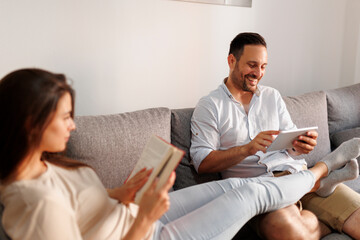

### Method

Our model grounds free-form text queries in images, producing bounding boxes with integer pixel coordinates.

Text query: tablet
[266,126,318,152]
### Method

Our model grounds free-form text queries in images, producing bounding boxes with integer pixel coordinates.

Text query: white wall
[254,0,348,96]
[0,0,359,116]
[341,0,360,86]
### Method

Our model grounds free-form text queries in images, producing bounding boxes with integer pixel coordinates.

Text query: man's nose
[252,67,261,78]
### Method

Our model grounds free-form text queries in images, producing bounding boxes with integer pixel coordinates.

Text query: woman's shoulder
[1,162,95,206]
[1,175,65,209]
[47,161,103,187]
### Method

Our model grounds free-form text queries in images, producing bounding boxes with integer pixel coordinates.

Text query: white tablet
[266,126,318,152]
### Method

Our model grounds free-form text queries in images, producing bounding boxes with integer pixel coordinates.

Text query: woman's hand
[122,172,176,240]
[107,168,152,205]
[137,171,176,223]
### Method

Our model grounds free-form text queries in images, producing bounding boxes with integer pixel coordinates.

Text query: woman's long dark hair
[0,68,87,181]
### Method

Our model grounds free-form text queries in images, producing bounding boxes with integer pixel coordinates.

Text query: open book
[127,135,185,204]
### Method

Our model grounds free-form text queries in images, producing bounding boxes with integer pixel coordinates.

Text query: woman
[0,68,358,240]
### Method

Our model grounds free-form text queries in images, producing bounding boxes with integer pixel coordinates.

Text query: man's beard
[241,75,253,92]
[231,70,257,93]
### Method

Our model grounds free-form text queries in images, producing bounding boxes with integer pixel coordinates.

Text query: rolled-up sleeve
[190,98,220,172]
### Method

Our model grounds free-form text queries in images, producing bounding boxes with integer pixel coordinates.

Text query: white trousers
[153,170,315,240]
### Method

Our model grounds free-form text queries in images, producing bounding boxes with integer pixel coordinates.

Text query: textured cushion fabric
[321,233,353,240]
[330,127,360,149]
[330,127,360,166]
[326,83,360,135]
[66,108,171,188]
[343,177,360,193]
[283,91,331,167]
[170,108,221,190]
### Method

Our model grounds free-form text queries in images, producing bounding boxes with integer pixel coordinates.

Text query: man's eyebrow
[247,61,267,65]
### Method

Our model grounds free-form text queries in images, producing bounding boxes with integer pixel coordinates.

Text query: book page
[129,135,185,204]
[155,149,184,190]
[128,136,173,180]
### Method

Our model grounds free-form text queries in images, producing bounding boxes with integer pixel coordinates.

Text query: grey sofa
[0,84,359,240]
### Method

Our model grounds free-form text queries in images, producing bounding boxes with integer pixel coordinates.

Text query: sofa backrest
[325,83,360,169]
[66,107,171,188]
[283,91,331,167]
[326,83,360,135]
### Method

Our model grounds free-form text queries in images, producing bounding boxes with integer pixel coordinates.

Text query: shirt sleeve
[190,98,220,172]
[3,195,82,240]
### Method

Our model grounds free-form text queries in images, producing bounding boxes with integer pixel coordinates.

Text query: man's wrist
[239,144,251,158]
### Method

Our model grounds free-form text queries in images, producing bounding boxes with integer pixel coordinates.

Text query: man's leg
[155,171,317,240]
[256,204,329,240]
[302,184,360,239]
[343,208,360,239]
[253,162,332,240]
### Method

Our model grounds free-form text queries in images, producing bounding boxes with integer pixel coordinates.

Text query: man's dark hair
[229,32,267,60]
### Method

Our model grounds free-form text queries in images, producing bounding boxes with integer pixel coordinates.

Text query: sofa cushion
[283,91,331,167]
[171,108,221,190]
[66,108,171,188]
[321,233,353,240]
[326,83,360,135]
[330,127,360,164]
[343,176,360,193]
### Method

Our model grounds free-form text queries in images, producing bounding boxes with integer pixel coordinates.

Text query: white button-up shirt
[190,81,307,178]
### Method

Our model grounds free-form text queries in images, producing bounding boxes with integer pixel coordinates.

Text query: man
[190,32,360,239]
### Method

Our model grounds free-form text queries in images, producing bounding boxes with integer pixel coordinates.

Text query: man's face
[229,45,268,93]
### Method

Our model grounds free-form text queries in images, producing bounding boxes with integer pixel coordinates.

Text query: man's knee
[258,205,320,240]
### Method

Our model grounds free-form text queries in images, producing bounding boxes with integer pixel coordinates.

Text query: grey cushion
[343,176,360,193]
[326,83,360,135]
[330,127,360,168]
[321,233,353,240]
[283,91,331,167]
[66,108,171,188]
[171,108,221,190]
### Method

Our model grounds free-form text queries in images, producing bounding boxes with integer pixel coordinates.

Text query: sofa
[0,83,359,240]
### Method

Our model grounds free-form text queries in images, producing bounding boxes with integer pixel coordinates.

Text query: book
[126,135,185,204]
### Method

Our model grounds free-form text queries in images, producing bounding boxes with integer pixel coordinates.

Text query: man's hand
[107,168,152,205]
[290,130,318,155]
[246,130,280,155]
[198,130,279,173]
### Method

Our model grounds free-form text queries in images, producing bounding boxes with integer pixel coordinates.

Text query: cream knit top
[0,161,154,240]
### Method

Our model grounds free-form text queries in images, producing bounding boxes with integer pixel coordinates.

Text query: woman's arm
[122,172,176,240]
